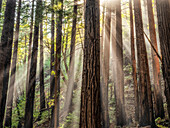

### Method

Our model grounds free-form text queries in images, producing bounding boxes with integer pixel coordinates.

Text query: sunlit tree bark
[79,0,101,127]
[115,0,126,126]
[134,0,155,126]
[0,0,16,127]
[54,0,63,126]
[102,3,111,128]
[64,0,77,124]
[24,0,42,127]
[146,0,165,119]
[129,0,139,122]
[156,0,170,120]
[4,0,21,127]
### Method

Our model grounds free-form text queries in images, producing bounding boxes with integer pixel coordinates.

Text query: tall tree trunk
[115,0,126,126]
[129,0,139,122]
[134,0,155,126]
[64,0,77,120]
[54,0,63,127]
[146,0,165,119]
[0,0,16,127]
[156,0,170,120]
[26,0,35,96]
[24,0,42,127]
[79,0,101,127]
[40,22,46,113]
[102,3,111,128]
[50,0,55,127]
[4,0,21,127]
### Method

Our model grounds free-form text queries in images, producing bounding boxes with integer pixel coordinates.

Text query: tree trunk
[50,0,55,127]
[156,0,170,120]
[102,3,111,128]
[54,0,63,127]
[0,0,16,127]
[129,0,139,122]
[24,0,42,127]
[4,0,21,127]
[40,22,46,113]
[134,0,155,126]
[26,0,35,96]
[79,0,101,127]
[146,0,165,119]
[64,0,77,120]
[115,0,126,126]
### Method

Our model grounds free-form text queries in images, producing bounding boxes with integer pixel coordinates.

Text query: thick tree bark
[54,0,63,127]
[40,22,46,112]
[0,0,16,127]
[24,0,42,127]
[26,0,35,96]
[50,0,55,127]
[134,0,155,126]
[115,0,126,126]
[102,3,111,128]
[146,0,164,119]
[4,0,21,127]
[129,0,139,122]
[64,0,77,120]
[79,0,101,127]
[156,0,170,120]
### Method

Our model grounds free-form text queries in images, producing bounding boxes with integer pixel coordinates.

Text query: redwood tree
[54,0,63,126]
[4,0,21,127]
[79,0,101,127]
[39,22,46,113]
[129,0,139,122]
[50,0,55,127]
[0,0,16,127]
[24,0,42,127]
[102,2,111,128]
[134,0,155,126]
[26,0,35,95]
[156,0,170,119]
[115,0,126,126]
[146,0,164,119]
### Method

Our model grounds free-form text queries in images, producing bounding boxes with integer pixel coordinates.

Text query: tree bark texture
[79,0,101,127]
[129,0,139,122]
[156,0,170,120]
[146,0,164,119]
